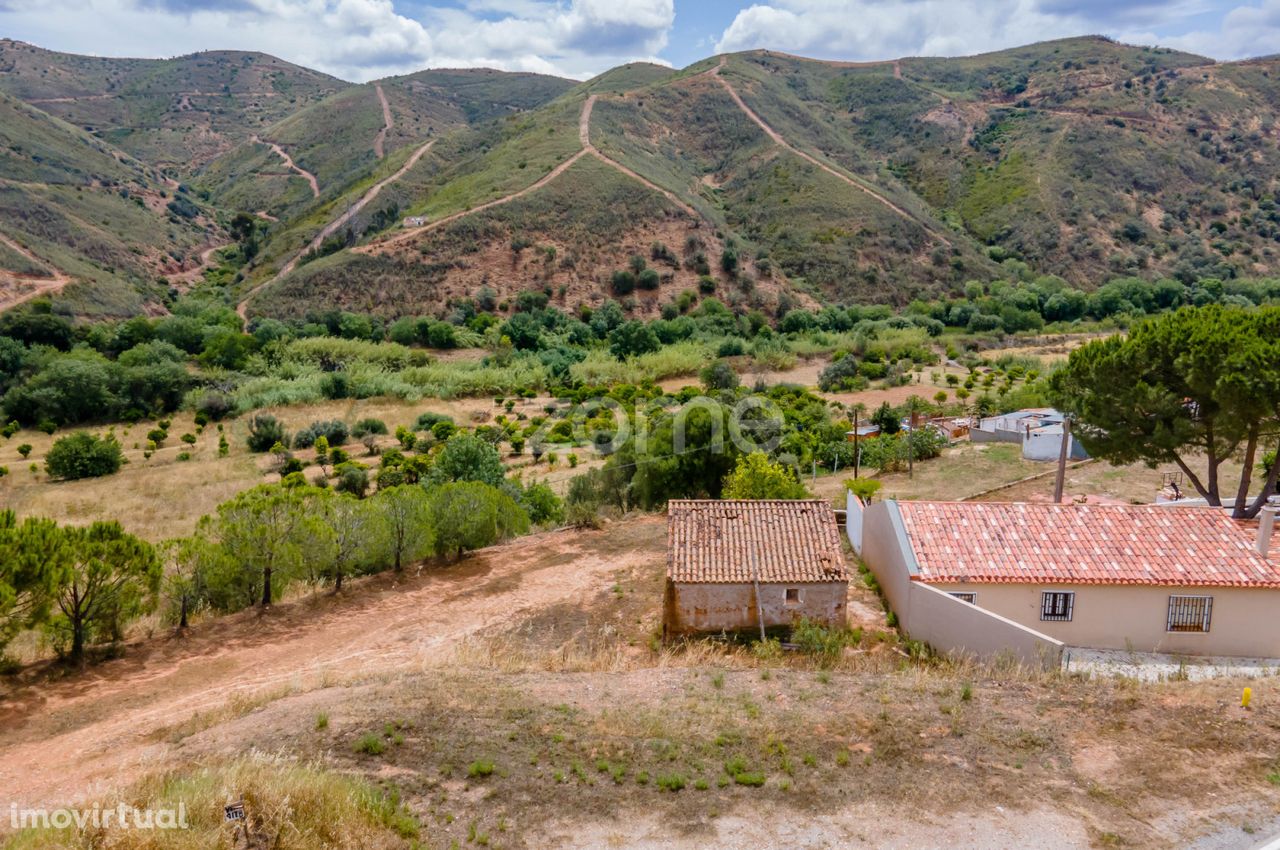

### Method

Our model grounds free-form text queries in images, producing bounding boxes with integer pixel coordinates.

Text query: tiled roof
[667,500,848,584]
[896,501,1280,587]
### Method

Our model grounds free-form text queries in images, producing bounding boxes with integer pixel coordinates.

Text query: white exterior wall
[847,494,1064,669]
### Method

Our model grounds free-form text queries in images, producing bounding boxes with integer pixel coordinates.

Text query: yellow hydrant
[1243,687,1253,709]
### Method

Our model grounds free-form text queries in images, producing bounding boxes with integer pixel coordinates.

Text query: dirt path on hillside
[580,95,706,220]
[237,137,438,318]
[251,134,319,198]
[166,241,230,287]
[367,148,588,252]
[710,59,949,246]
[0,517,666,807]
[373,84,392,159]
[0,231,71,312]
[370,93,709,258]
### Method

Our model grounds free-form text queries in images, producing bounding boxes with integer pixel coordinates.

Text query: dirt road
[251,134,319,198]
[0,518,665,808]
[237,137,437,317]
[0,232,71,312]
[369,148,588,252]
[710,59,949,246]
[373,84,392,159]
[165,241,230,287]
[581,95,704,219]
[372,93,702,254]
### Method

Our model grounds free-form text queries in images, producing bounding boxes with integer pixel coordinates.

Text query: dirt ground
[0,518,667,807]
[3,512,1280,849]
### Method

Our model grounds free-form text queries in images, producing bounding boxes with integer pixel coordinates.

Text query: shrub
[354,733,386,755]
[845,478,882,502]
[44,432,124,480]
[414,411,453,432]
[716,337,746,358]
[467,760,496,778]
[194,391,233,422]
[335,464,370,498]
[352,418,388,437]
[611,269,637,295]
[16,444,32,459]
[246,413,287,452]
[293,419,349,448]
[656,773,686,792]
[791,617,857,665]
[700,360,740,391]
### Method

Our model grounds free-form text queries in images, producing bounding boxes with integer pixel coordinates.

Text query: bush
[716,337,746,358]
[414,411,453,432]
[818,356,862,392]
[335,464,370,498]
[845,478,882,502]
[610,269,636,295]
[293,419,349,448]
[352,418,388,437]
[246,413,287,452]
[700,360,740,391]
[791,617,857,666]
[354,733,386,755]
[195,391,233,421]
[44,432,123,480]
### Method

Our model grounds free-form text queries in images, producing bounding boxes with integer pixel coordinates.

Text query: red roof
[896,501,1280,587]
[667,500,847,584]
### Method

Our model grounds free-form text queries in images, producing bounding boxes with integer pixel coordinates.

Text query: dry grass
[4,752,419,849]
[0,392,569,540]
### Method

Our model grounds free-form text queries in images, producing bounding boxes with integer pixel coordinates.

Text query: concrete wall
[1022,428,1088,462]
[848,493,1065,669]
[908,582,1064,668]
[664,581,848,636]
[969,426,1022,445]
[931,582,1280,658]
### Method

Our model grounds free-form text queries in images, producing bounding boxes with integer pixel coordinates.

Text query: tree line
[0,432,554,666]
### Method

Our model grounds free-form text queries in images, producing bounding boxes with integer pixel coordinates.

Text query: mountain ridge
[0,36,1276,319]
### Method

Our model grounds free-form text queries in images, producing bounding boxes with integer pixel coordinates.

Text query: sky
[0,0,1277,82]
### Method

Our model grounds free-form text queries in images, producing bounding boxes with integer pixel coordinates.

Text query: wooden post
[1053,418,1071,503]
[751,552,766,643]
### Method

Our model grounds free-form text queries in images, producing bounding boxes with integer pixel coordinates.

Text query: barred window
[1040,591,1075,622]
[1167,595,1213,633]
[949,592,977,605]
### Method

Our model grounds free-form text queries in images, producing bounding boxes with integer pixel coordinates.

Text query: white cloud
[713,0,1274,62]
[0,0,675,80]
[1138,0,1280,59]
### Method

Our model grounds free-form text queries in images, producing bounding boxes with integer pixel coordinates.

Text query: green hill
[2,36,1279,320]
[0,92,217,315]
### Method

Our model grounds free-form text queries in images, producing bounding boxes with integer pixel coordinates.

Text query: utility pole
[1053,417,1072,503]
[907,400,918,480]
[852,405,862,479]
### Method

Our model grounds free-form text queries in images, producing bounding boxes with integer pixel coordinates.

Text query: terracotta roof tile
[896,501,1280,587]
[667,500,847,584]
